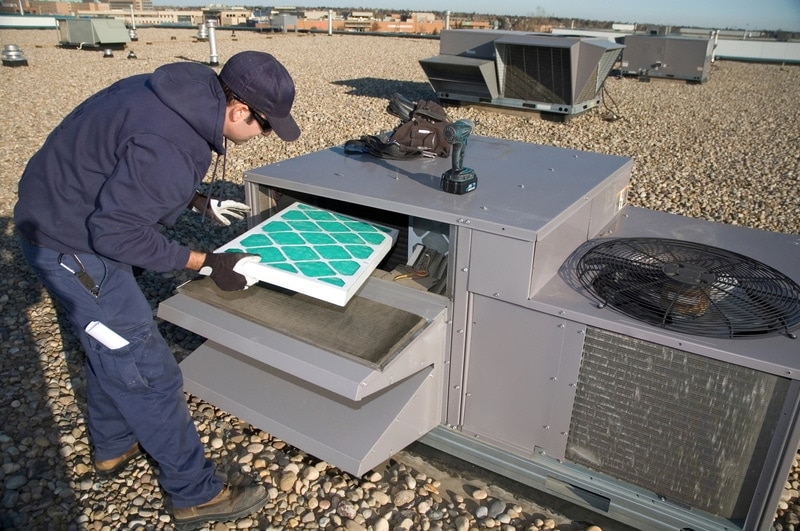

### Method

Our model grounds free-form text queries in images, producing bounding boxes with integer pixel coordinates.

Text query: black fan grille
[576,238,800,338]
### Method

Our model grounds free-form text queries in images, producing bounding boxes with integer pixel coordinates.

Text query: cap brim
[268,113,301,142]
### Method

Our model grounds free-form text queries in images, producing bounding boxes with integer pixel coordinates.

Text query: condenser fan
[576,238,800,338]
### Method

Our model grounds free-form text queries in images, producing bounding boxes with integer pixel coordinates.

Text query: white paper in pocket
[85,321,130,349]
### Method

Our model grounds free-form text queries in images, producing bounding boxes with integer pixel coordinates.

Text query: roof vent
[196,23,209,41]
[2,44,28,67]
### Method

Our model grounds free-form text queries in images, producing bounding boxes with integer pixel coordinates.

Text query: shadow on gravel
[174,55,213,65]
[1,210,221,527]
[0,217,82,528]
[331,77,435,101]
[405,441,641,531]
[0,180,248,528]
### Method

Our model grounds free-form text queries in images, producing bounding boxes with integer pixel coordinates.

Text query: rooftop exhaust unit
[128,6,138,41]
[271,14,298,32]
[2,44,28,66]
[620,34,714,83]
[420,30,623,120]
[205,20,219,66]
[58,18,130,50]
[196,23,209,41]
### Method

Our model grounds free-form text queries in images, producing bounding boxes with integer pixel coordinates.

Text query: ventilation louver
[576,238,800,338]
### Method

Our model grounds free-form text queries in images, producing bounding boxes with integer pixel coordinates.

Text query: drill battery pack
[441,169,478,194]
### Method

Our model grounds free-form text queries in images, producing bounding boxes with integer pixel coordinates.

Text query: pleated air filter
[216,202,398,306]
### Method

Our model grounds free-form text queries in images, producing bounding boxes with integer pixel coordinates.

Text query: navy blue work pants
[19,236,222,508]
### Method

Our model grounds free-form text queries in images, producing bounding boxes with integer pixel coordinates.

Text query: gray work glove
[199,252,260,291]
[191,192,250,226]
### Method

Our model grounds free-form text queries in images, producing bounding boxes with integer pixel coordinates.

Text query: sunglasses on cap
[248,107,272,134]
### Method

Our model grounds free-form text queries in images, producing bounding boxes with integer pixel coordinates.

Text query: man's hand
[199,252,260,291]
[190,192,251,226]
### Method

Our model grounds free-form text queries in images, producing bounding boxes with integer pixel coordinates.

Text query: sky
[155,0,800,32]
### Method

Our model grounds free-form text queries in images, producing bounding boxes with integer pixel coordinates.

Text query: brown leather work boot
[95,443,142,478]
[173,483,268,529]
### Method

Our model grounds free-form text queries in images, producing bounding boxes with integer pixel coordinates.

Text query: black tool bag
[345,94,451,160]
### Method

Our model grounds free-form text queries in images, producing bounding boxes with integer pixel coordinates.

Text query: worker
[13,50,300,528]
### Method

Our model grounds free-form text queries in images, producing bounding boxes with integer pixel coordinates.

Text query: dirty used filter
[566,327,789,523]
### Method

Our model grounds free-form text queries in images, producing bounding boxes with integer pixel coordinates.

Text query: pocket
[406,127,437,152]
[87,321,162,394]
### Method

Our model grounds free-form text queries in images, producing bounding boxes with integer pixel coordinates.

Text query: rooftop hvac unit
[621,34,714,83]
[420,30,624,119]
[270,14,298,31]
[58,18,130,50]
[158,136,800,530]
[433,202,800,531]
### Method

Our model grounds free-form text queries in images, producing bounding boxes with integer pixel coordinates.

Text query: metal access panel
[58,18,130,48]
[159,278,449,476]
[621,34,714,82]
[460,295,585,457]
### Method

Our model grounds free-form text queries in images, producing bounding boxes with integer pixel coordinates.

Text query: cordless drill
[441,119,477,194]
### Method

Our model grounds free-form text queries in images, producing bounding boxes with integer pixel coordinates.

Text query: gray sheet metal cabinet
[621,34,714,82]
[159,130,800,531]
[419,30,624,117]
[235,135,631,434]
[158,135,631,473]
[158,135,800,529]
[158,137,640,514]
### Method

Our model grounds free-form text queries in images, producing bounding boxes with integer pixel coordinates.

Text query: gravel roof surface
[1,27,799,531]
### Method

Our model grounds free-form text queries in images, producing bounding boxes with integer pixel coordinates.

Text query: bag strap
[344,135,422,160]
[386,93,416,122]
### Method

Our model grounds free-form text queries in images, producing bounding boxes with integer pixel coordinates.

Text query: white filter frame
[216,202,398,306]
